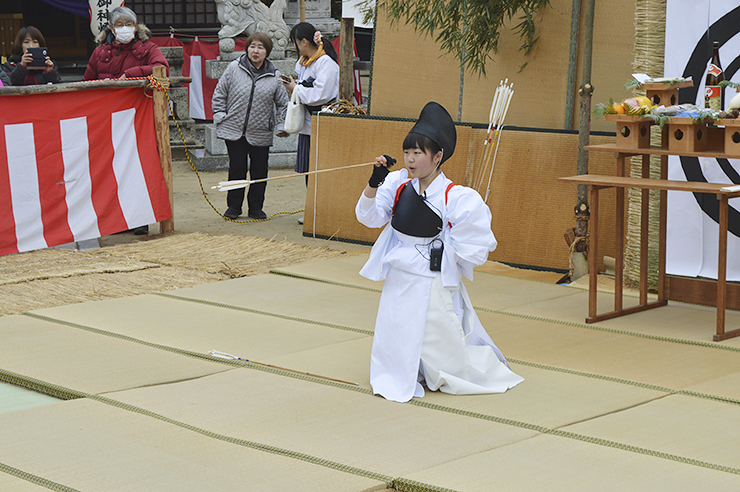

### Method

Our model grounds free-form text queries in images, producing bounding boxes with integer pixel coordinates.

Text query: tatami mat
[0,399,386,492]
[562,394,740,471]
[166,274,381,332]
[475,310,740,391]
[4,255,740,490]
[402,434,740,491]
[33,292,371,360]
[263,338,667,429]
[0,314,228,395]
[0,473,51,492]
[104,370,538,477]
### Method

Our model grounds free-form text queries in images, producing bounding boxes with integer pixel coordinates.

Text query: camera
[26,47,48,69]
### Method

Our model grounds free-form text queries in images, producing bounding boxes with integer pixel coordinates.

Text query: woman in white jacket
[282,22,339,194]
[356,102,524,403]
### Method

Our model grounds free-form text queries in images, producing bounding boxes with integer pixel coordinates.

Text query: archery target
[665,0,740,280]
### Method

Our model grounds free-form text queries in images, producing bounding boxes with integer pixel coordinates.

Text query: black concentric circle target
[677,6,740,236]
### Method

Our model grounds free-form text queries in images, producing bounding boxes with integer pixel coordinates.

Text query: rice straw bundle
[624,0,666,291]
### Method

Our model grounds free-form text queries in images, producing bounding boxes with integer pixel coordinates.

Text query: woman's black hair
[12,26,45,56]
[403,132,442,158]
[289,22,338,63]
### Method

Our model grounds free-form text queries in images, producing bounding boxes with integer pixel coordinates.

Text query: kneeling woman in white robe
[356,102,523,403]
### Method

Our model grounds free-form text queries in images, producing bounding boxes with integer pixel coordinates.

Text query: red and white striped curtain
[0,87,172,256]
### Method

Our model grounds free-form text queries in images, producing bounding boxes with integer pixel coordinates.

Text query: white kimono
[293,54,339,136]
[356,169,524,403]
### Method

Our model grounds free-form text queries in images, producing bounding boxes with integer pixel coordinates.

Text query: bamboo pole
[300,0,305,22]
[152,66,174,233]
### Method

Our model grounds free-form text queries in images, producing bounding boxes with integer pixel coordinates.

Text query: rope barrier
[109,72,304,224]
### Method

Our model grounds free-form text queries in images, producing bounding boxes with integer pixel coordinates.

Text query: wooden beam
[152,65,174,233]
[339,18,354,102]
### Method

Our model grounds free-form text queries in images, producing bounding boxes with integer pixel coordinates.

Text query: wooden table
[560,146,740,341]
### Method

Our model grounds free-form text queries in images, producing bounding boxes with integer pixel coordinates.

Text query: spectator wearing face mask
[83,5,169,235]
[83,6,169,82]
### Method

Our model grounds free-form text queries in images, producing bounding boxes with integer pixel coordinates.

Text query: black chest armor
[391,182,443,238]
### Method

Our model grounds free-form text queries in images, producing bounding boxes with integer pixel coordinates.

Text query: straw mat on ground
[0,247,158,286]
[0,232,346,317]
[100,232,346,275]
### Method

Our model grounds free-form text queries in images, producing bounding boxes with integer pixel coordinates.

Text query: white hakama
[356,169,524,403]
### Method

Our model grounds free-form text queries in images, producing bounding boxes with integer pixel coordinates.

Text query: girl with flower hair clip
[282,22,339,205]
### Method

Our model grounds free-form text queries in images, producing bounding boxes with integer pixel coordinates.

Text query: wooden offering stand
[560,80,740,341]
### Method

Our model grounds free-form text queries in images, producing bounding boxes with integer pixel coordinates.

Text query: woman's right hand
[20,51,33,68]
[282,75,296,93]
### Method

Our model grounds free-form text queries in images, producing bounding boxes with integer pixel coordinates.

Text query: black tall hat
[409,102,456,164]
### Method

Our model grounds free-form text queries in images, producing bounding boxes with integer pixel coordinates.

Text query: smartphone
[27,47,48,69]
[279,74,291,83]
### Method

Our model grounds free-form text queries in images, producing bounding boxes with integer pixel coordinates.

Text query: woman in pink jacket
[83,6,169,82]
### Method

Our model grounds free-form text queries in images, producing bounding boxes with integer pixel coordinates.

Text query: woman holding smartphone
[1,26,61,86]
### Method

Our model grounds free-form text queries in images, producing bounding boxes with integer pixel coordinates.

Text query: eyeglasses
[113,21,135,28]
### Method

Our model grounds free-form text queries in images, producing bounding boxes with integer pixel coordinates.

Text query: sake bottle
[705,41,724,110]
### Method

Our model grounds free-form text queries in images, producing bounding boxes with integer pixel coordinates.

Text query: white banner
[665,0,740,280]
[89,0,125,38]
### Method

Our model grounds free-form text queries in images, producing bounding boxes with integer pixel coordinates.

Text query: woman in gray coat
[212,32,289,220]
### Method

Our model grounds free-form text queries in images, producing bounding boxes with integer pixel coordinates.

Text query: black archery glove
[368,155,396,188]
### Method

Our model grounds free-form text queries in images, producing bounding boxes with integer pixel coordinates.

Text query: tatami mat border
[0,461,81,492]
[5,312,740,479]
[20,307,740,410]
[0,368,400,492]
[20,311,369,394]
[3,361,740,482]
[153,293,376,336]
[18,298,740,410]
[269,270,740,354]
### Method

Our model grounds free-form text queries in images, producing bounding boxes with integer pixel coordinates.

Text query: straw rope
[624,0,667,291]
[166,90,305,223]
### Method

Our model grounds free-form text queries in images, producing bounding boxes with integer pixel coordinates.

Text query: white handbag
[284,89,305,134]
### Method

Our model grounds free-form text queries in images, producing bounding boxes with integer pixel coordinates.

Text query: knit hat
[409,102,456,164]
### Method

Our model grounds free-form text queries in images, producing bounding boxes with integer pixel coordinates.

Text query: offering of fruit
[622,97,653,115]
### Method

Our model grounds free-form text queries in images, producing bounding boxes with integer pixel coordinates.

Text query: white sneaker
[297,216,304,224]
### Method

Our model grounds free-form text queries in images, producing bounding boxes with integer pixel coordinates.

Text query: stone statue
[253,0,290,56]
[214,0,289,57]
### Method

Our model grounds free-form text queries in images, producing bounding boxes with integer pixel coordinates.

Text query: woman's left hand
[43,57,54,73]
[276,131,289,137]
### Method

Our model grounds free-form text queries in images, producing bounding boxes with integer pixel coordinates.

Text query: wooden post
[299,0,305,22]
[339,17,354,102]
[152,65,174,233]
